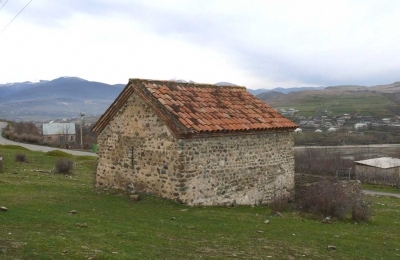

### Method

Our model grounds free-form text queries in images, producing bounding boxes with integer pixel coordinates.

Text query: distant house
[354,123,368,130]
[355,157,400,186]
[294,128,302,133]
[42,123,76,144]
[343,113,351,120]
[327,127,337,132]
[92,78,298,206]
[287,108,298,115]
[336,118,345,125]
[382,118,391,124]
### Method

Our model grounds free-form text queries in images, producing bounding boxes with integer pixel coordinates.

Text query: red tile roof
[92,79,297,138]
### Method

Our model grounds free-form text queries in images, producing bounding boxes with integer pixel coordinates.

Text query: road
[0,122,97,157]
[363,190,400,198]
[295,144,400,150]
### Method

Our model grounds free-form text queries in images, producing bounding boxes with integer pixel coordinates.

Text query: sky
[1,0,400,89]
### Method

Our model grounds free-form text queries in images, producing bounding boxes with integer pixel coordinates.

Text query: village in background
[1,116,98,151]
[2,108,399,152]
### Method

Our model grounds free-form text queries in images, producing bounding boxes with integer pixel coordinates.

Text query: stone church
[92,78,297,205]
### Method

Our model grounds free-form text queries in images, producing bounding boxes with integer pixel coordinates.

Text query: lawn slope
[1,145,400,259]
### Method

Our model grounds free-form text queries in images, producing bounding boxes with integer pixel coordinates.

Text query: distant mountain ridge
[0,77,125,103]
[3,77,400,121]
[247,86,326,95]
[0,77,125,121]
[256,81,400,118]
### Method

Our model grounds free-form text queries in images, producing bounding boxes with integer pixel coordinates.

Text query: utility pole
[79,112,85,149]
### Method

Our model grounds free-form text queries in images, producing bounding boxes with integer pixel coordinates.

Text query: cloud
[2,0,400,88]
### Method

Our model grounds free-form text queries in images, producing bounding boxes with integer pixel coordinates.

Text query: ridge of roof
[129,78,247,90]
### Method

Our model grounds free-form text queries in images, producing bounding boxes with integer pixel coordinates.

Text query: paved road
[0,122,97,157]
[295,144,400,149]
[363,190,400,198]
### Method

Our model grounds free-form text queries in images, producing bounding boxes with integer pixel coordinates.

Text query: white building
[355,157,400,186]
[327,127,337,132]
[42,123,76,143]
[294,128,302,133]
[354,123,368,130]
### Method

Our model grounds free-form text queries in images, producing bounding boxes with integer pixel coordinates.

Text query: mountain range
[2,77,400,121]
[0,77,321,121]
[256,82,400,118]
[0,77,125,121]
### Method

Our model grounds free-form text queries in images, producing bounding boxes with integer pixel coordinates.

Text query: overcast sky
[1,0,400,89]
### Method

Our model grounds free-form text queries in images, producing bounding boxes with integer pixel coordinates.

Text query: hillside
[0,77,124,121]
[3,77,400,120]
[0,77,326,121]
[258,83,400,117]
[255,91,285,101]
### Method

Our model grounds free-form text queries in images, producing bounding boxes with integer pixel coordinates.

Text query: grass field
[269,93,394,117]
[362,183,400,194]
[1,145,400,259]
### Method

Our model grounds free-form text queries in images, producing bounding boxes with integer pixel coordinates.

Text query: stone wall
[96,93,181,199]
[178,133,294,205]
[96,92,295,205]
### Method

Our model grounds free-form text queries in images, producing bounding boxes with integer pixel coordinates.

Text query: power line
[0,0,9,11]
[0,0,33,33]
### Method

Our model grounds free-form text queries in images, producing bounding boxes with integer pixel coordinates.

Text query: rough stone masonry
[95,90,295,206]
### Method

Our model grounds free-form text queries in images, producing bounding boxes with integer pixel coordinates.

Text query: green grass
[362,183,400,194]
[272,94,394,117]
[1,145,29,150]
[1,145,400,259]
[44,150,73,158]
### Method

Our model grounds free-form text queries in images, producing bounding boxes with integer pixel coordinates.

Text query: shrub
[19,133,28,142]
[3,130,13,139]
[294,148,355,176]
[28,134,42,144]
[54,158,74,174]
[11,133,19,141]
[15,153,27,163]
[351,195,371,221]
[296,180,370,220]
